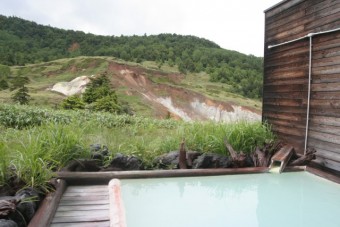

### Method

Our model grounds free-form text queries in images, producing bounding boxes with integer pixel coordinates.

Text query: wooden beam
[57,168,269,185]
[265,0,305,18]
[108,179,126,227]
[28,180,67,227]
[50,222,110,227]
[306,166,340,184]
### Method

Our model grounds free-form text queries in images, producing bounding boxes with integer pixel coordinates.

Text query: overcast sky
[1,0,282,57]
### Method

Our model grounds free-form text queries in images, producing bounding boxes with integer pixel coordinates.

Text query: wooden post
[179,139,187,169]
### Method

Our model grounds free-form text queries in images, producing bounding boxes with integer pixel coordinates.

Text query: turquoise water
[121,172,340,227]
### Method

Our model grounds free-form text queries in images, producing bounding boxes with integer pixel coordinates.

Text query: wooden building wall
[263,0,340,171]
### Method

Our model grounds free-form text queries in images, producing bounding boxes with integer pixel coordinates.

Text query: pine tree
[0,79,9,90]
[12,86,30,105]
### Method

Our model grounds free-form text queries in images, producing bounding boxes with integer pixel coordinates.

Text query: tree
[0,79,9,90]
[0,64,10,78]
[59,72,132,114]
[12,86,30,105]
[82,73,113,104]
[61,95,85,110]
[9,76,29,91]
[90,94,121,113]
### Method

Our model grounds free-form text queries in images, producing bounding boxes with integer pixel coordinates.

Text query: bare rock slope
[51,61,261,122]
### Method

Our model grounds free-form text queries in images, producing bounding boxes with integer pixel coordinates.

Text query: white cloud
[1,0,281,56]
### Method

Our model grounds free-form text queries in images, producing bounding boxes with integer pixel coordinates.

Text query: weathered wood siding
[263,0,340,171]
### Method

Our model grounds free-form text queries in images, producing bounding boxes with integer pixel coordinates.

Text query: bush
[90,94,121,113]
[61,95,85,110]
[70,73,132,114]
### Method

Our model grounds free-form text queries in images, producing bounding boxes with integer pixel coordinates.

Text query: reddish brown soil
[106,62,260,121]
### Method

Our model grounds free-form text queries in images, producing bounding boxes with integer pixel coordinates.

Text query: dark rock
[193,154,213,168]
[62,159,101,172]
[0,219,18,227]
[125,156,143,170]
[15,188,40,211]
[186,151,202,168]
[244,154,254,167]
[106,153,143,171]
[109,153,126,170]
[0,177,25,197]
[0,187,12,197]
[8,210,25,227]
[153,151,202,169]
[91,153,104,162]
[15,203,34,224]
[14,188,40,223]
[90,144,102,152]
[90,144,109,164]
[1,188,43,227]
[193,153,232,169]
[153,151,179,169]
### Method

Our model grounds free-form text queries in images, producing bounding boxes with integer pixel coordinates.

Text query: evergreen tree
[61,95,85,110]
[0,79,9,90]
[12,86,30,105]
[82,73,113,104]
[9,76,29,91]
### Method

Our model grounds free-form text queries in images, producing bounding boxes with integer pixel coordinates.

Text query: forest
[0,15,263,98]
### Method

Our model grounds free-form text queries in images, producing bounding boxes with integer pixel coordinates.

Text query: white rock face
[51,76,91,96]
[156,97,192,121]
[190,99,261,122]
[154,96,261,122]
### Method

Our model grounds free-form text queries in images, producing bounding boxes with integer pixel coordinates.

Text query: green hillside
[0,15,263,99]
[0,57,261,119]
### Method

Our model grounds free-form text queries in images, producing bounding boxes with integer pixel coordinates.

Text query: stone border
[28,179,67,227]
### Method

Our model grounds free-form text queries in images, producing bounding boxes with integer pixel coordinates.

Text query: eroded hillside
[1,57,261,122]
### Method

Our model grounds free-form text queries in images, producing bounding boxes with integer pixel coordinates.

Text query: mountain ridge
[0,15,263,99]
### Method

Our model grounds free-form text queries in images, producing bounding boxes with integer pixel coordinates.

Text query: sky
[1,0,282,57]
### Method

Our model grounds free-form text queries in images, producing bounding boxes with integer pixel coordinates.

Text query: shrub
[61,95,85,110]
[89,94,121,113]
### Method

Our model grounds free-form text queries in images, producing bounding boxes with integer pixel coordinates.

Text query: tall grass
[0,104,275,190]
[0,123,87,192]
[0,104,71,129]
[159,121,274,155]
[0,140,11,187]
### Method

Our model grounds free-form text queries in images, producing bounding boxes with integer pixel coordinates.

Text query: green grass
[141,61,180,73]
[0,57,266,191]
[0,104,275,192]
[1,123,87,192]
[181,73,262,110]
